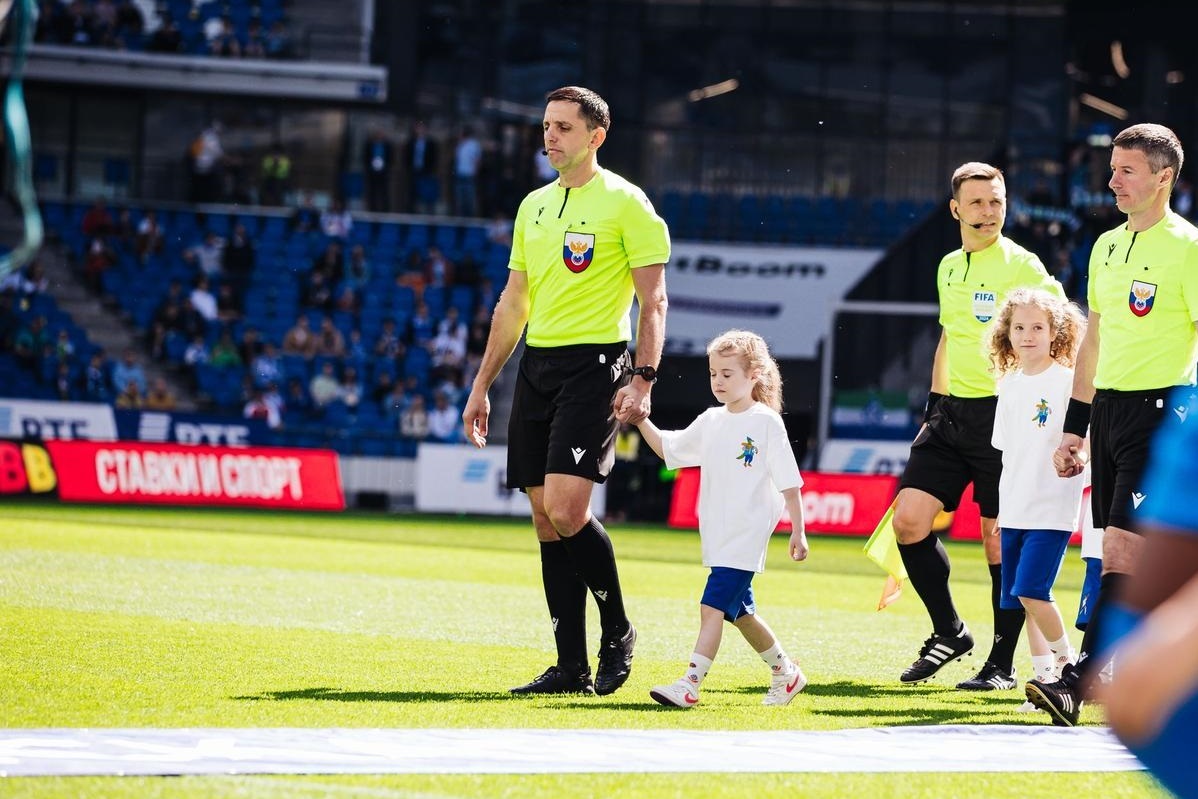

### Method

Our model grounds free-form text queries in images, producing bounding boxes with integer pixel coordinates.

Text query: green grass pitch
[0,501,1169,798]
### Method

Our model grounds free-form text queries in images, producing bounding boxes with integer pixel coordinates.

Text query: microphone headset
[952,210,986,229]
[541,150,548,155]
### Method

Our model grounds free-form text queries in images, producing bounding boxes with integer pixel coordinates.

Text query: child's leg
[733,612,792,669]
[1013,530,1076,680]
[682,604,726,687]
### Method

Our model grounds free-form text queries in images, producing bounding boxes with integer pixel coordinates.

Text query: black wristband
[1063,398,1092,437]
[923,391,946,424]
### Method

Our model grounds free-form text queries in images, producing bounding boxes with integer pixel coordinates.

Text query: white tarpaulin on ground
[662,243,882,359]
[0,726,1141,776]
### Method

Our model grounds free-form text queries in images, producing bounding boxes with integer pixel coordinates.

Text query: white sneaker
[1015,700,1038,713]
[650,678,700,708]
[764,667,807,706]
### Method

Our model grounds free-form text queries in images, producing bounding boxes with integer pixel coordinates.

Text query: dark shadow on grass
[234,687,514,703]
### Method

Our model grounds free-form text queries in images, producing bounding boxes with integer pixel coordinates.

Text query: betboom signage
[667,468,897,536]
[41,440,345,510]
[664,243,881,359]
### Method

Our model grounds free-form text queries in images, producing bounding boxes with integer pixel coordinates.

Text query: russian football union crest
[1128,280,1157,317]
[562,231,595,273]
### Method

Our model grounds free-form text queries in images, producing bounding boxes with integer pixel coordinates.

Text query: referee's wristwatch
[631,365,658,384]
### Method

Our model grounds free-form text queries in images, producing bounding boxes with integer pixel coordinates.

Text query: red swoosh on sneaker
[786,675,800,693]
[684,693,698,704]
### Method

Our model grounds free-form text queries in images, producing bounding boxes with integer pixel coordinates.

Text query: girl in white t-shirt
[987,288,1087,710]
[632,330,809,708]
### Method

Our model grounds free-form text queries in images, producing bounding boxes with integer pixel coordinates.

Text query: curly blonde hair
[988,288,1086,375]
[707,329,783,412]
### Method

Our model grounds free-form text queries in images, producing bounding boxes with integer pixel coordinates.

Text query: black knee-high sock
[558,517,630,638]
[986,563,1024,671]
[540,540,588,671]
[898,533,962,637]
[1075,571,1125,684]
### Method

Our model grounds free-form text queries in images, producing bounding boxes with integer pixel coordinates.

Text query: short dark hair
[546,86,611,132]
[1113,123,1184,189]
[950,162,1004,199]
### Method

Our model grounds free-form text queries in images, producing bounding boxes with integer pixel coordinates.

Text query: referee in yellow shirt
[1028,123,1198,726]
[463,86,670,697]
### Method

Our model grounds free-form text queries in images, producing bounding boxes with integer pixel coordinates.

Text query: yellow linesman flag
[863,499,906,610]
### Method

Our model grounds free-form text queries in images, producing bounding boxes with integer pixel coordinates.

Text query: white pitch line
[0,726,1142,777]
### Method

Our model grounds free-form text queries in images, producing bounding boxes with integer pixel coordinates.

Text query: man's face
[1109,146,1171,217]
[542,100,602,174]
[951,177,1006,244]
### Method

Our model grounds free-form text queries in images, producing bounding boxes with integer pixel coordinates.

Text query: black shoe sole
[1025,682,1077,727]
[898,649,972,685]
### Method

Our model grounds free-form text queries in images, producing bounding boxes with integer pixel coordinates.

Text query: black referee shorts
[506,342,632,490]
[1090,387,1172,532]
[898,395,1002,518]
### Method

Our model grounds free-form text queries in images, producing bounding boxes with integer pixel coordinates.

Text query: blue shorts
[701,566,757,622]
[1075,556,1103,630]
[1000,528,1070,610]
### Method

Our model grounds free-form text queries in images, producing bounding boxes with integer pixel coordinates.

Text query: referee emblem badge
[562,231,595,273]
[1128,280,1157,317]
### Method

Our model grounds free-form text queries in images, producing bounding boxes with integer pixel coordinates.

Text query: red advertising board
[668,468,899,536]
[44,440,345,510]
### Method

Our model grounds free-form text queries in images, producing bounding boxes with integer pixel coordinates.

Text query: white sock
[684,653,713,687]
[757,642,795,674]
[1047,635,1076,675]
[1031,654,1054,682]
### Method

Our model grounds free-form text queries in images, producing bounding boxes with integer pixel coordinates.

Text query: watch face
[635,366,657,381]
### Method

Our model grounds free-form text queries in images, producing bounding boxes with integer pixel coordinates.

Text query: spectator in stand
[135,209,165,263]
[83,350,112,402]
[373,317,405,362]
[35,1,67,44]
[113,0,143,44]
[424,244,455,291]
[190,231,225,279]
[259,143,291,207]
[314,315,346,358]
[371,369,396,406]
[242,18,266,59]
[82,236,117,294]
[283,377,313,421]
[13,315,50,370]
[282,314,317,359]
[453,126,483,217]
[309,360,341,408]
[339,365,364,411]
[319,199,354,241]
[110,348,147,397]
[312,240,345,285]
[222,223,256,297]
[189,275,218,324]
[264,19,293,59]
[237,326,262,364]
[183,334,209,368]
[432,305,467,374]
[427,391,462,443]
[404,300,436,349]
[382,380,409,425]
[363,127,394,213]
[250,341,282,388]
[464,304,491,387]
[334,285,359,316]
[208,16,240,57]
[146,10,183,53]
[404,121,440,214]
[144,377,177,411]
[344,244,371,293]
[52,328,75,365]
[0,258,49,299]
[300,268,334,313]
[81,197,114,239]
[53,362,74,401]
[399,393,430,441]
[62,0,97,46]
[210,328,243,369]
[216,283,243,324]
[395,250,427,299]
[243,387,281,429]
[115,379,143,409]
[345,328,369,363]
